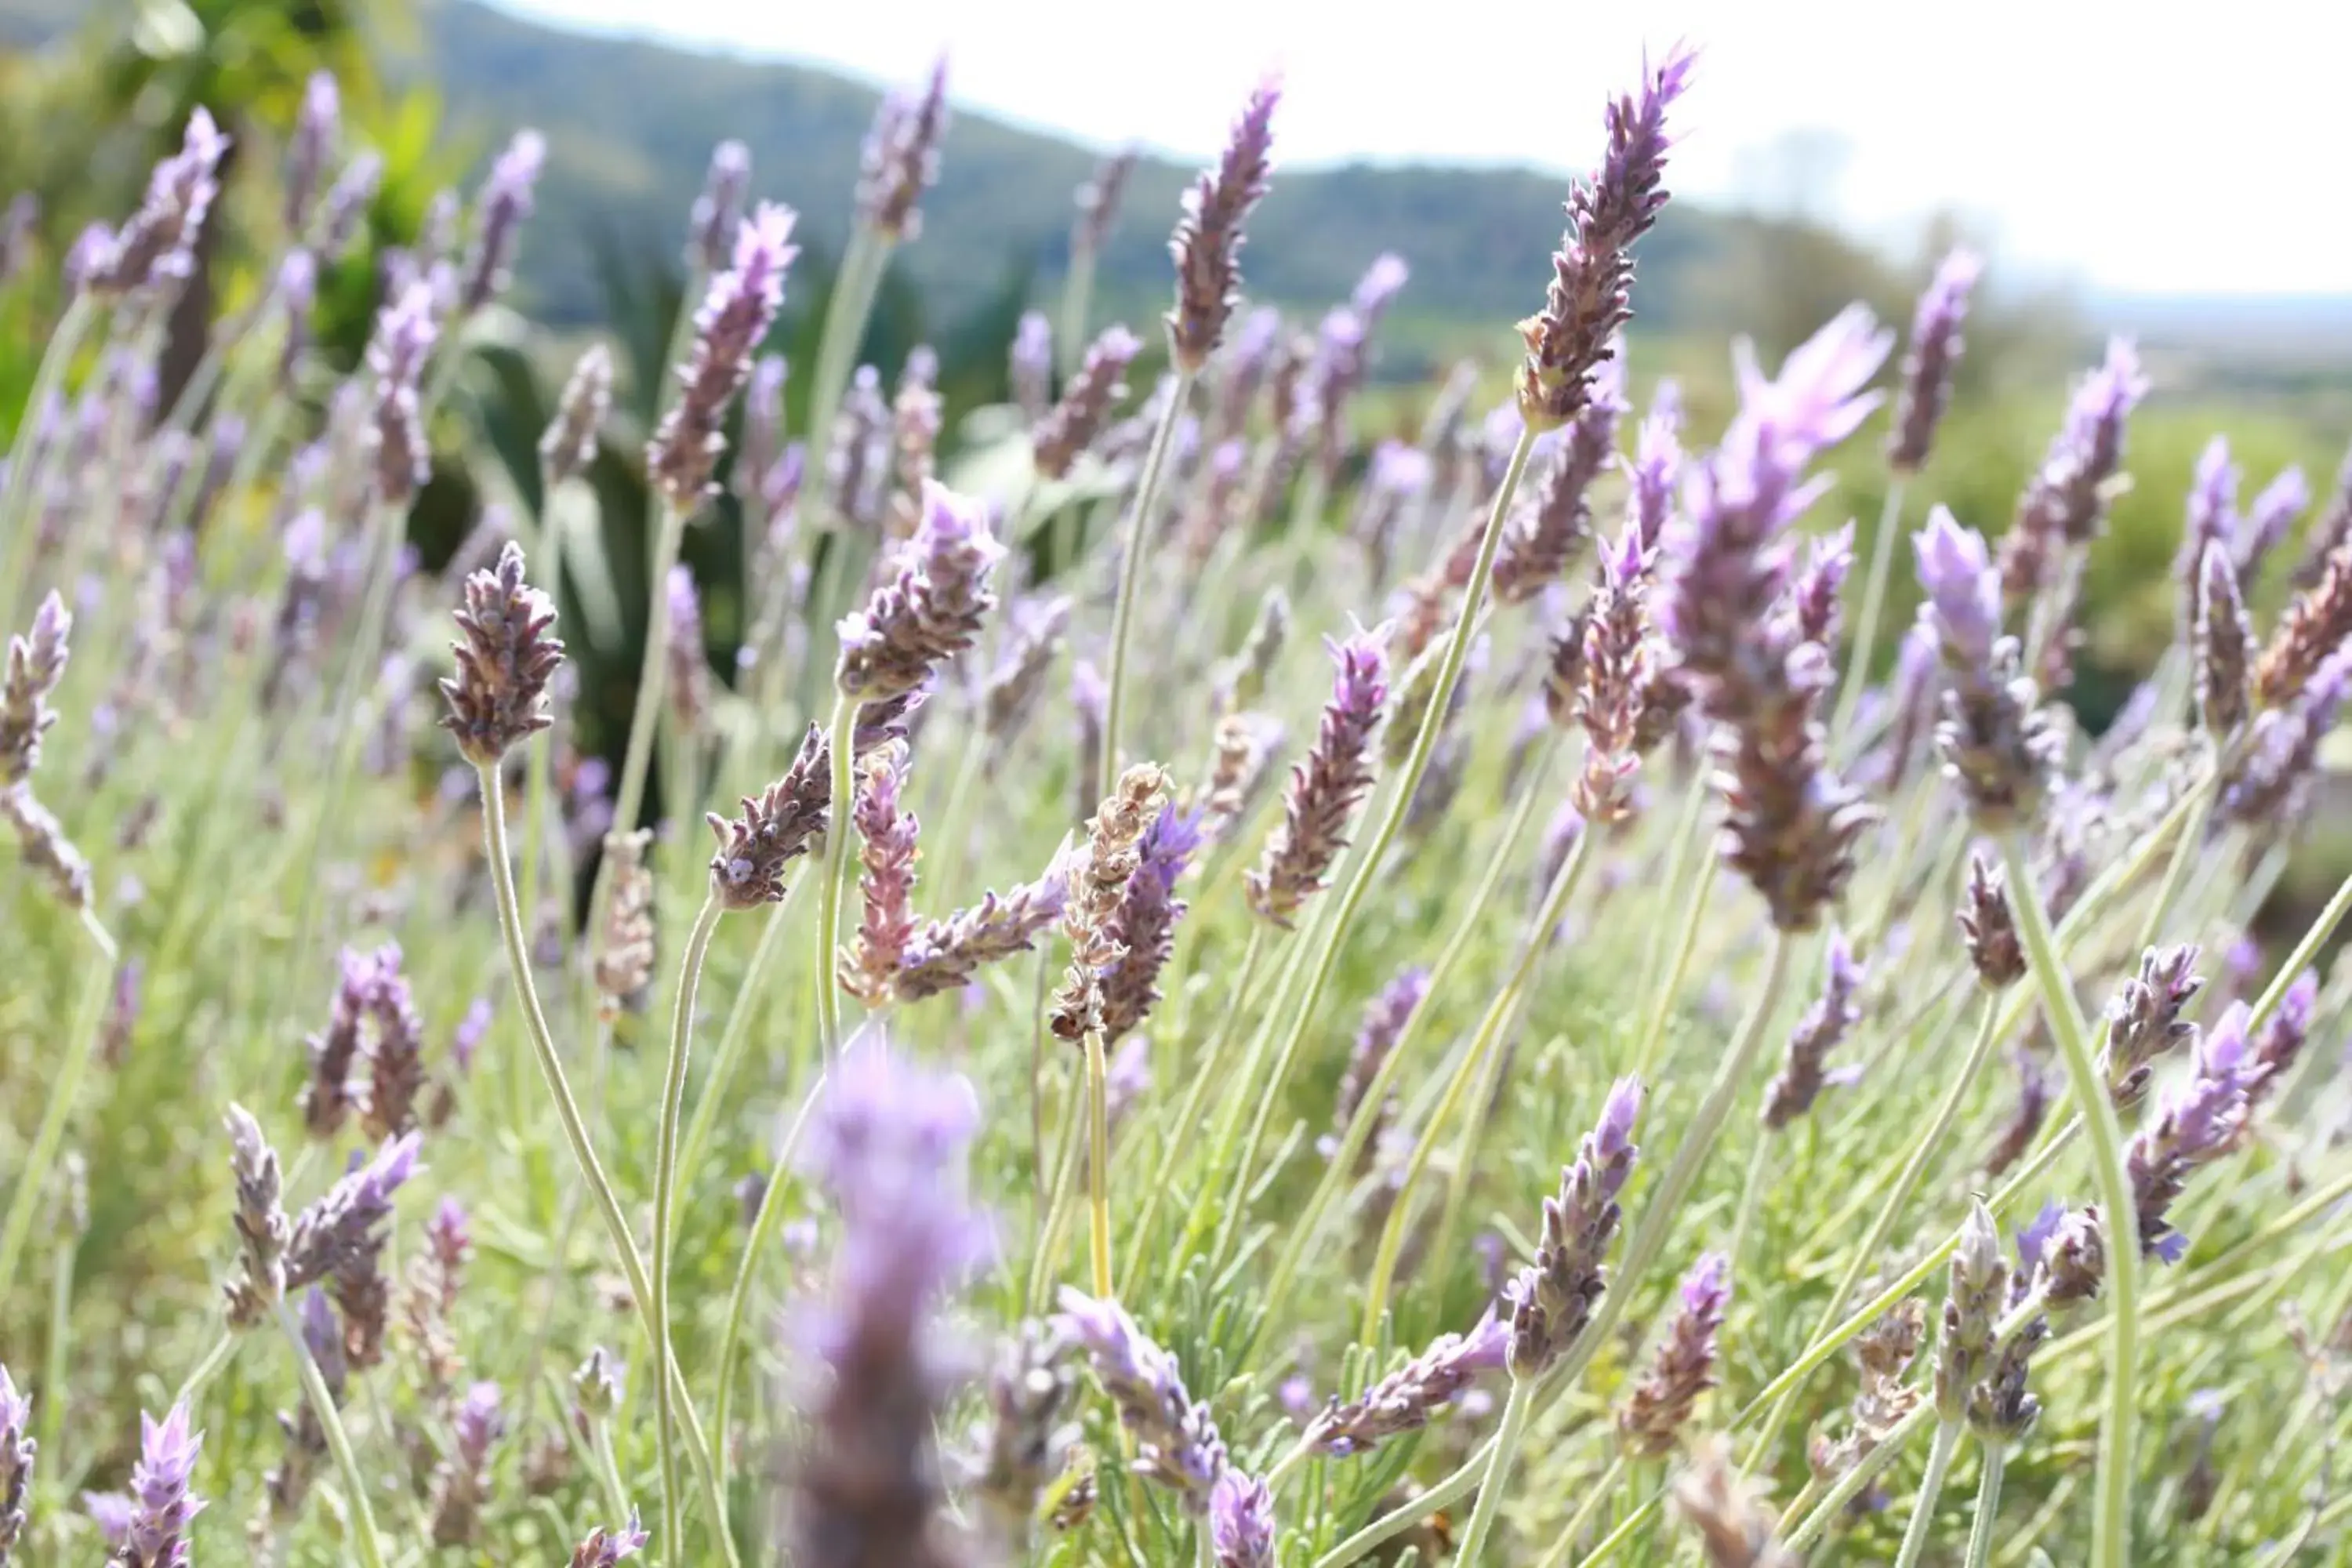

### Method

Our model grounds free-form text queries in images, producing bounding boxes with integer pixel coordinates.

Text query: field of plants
[2,39,2351,1568]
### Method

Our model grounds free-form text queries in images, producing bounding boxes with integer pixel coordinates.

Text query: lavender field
[2,36,2351,1568]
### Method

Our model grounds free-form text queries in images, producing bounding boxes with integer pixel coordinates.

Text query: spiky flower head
[1672,1436,1798,1568]
[836,481,1006,700]
[223,1104,291,1328]
[2248,969,2318,1109]
[1074,147,1138,256]
[2195,541,2254,737]
[2176,435,2241,641]
[1957,854,2026,989]
[893,862,1070,1004]
[2102,944,2204,1109]
[2129,1013,2259,1263]
[1620,1253,1732,1457]
[1935,1200,2009,1421]
[1210,1471,1275,1568]
[2238,465,2310,586]
[1246,632,1388,927]
[839,745,923,1005]
[82,107,230,299]
[857,58,951,241]
[0,1363,32,1563]
[1914,508,2063,828]
[708,724,831,910]
[281,1132,421,1298]
[689,140,752,274]
[649,203,797,510]
[1033,325,1141,480]
[1056,1289,1228,1509]
[1098,803,1203,1040]
[1051,765,1169,1042]
[1324,964,1431,1156]
[541,343,613,487]
[365,281,438,507]
[1508,1076,1642,1377]
[111,1401,204,1568]
[2256,539,2352,712]
[1516,48,1693,430]
[1305,1316,1508,1456]
[569,1513,650,1567]
[459,129,545,315]
[1998,338,2148,604]
[439,541,562,767]
[1494,356,1626,603]
[285,73,340,234]
[1167,76,1280,372]
[1761,929,1864,1129]
[2,591,71,786]
[1887,248,1981,472]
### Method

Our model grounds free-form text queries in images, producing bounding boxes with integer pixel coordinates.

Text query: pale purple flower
[688,140,751,274]
[1507,1076,1642,1377]
[2176,436,2242,639]
[1210,1471,1275,1568]
[1246,632,1388,927]
[1098,804,1203,1040]
[1058,1289,1227,1509]
[82,107,230,299]
[2238,466,2310,586]
[365,281,438,506]
[2,590,71,786]
[111,1401,204,1568]
[1999,338,2149,604]
[1323,965,1431,1157]
[0,1363,31,1563]
[285,73,340,234]
[1033,325,1140,479]
[1788,521,1856,648]
[569,1513,650,1566]
[1887,248,1982,472]
[2196,541,2254,736]
[1914,507,2003,671]
[1626,379,1685,551]
[459,129,544,315]
[1762,928,1865,1128]
[1168,76,1280,372]
[835,480,1006,700]
[1073,146,1138,256]
[439,542,562,766]
[319,151,383,262]
[2249,970,2318,1108]
[1619,1252,1731,1456]
[649,203,797,510]
[1011,310,1053,421]
[2130,1010,2259,1263]
[857,59,950,241]
[1915,509,2063,827]
[1305,1315,1508,1455]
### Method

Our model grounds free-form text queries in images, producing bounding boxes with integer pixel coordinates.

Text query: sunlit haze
[483,0,2347,297]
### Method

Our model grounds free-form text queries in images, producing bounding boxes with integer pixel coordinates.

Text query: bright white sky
[491,0,2349,296]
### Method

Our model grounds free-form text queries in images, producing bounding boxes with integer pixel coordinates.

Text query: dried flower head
[1098,804,1203,1040]
[1167,76,1279,372]
[594,829,657,1018]
[2256,540,2352,712]
[439,541,563,767]
[1051,765,1169,1041]
[708,724,833,910]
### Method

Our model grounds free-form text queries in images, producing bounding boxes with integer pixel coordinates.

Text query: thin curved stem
[1056,246,1097,383]
[1255,747,1557,1333]
[652,893,724,1566]
[1893,1419,1962,1568]
[1965,1443,2006,1568]
[474,764,735,1565]
[1083,1029,1115,1298]
[0,909,116,1292]
[1533,1453,1629,1568]
[1029,1069,1087,1315]
[1358,833,1591,1346]
[813,695,858,1054]
[1449,1375,1536,1568]
[2000,834,2136,1568]
[1210,424,1539,1269]
[2253,858,2352,1032]
[0,294,98,614]
[2129,767,2216,956]
[1743,992,2004,1474]
[675,889,804,1213]
[275,1297,390,1568]
[1632,860,1716,1081]
[1312,1434,1494,1568]
[1098,368,1198,802]
[714,1073,825,1497]
[1784,1403,1933,1551]
[1831,477,1908,746]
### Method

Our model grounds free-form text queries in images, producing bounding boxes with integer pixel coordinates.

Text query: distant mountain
[410,0,1740,342]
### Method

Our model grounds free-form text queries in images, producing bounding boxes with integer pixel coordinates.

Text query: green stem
[2129,768,2216,956]
[1632,860,1716,1081]
[592,1418,634,1532]
[1358,832,1591,1346]
[1831,477,1908,746]
[1893,1419,1962,1568]
[1120,924,1267,1297]
[813,695,858,1055]
[39,1231,75,1464]
[1313,1434,1494,1568]
[1084,1029,1114,1298]
[1255,743,1558,1330]
[1446,1376,1537,1568]
[473,764,735,1566]
[1784,1403,1933,1551]
[2252,858,2352,1032]
[1534,1453,1629,1568]
[1098,368,1199,802]
[0,294,98,616]
[1028,1066,1087,1316]
[675,890,804,1216]
[1210,424,1540,1269]
[1743,992,2003,1474]
[1056,246,1097,383]
[0,909,115,1292]
[714,1073,824,1497]
[274,1297,390,1568]
[612,499,689,848]
[1999,834,2136,1568]
[652,893,724,1568]
[1726,1130,1772,1284]
[1965,1443,2006,1568]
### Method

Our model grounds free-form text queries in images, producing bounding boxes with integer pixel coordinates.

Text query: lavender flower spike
[1245,631,1388,927]
[835,480,1007,701]
[1887,248,1982,473]
[1167,75,1280,372]
[688,140,751,274]
[1998,338,2149,604]
[2238,465,2310,586]
[439,541,564,767]
[1033,325,1141,479]
[1507,1076,1642,1377]
[1915,507,2062,828]
[1010,311,1053,419]
[1323,965,1431,1156]
[1057,1289,1229,1508]
[1210,1471,1276,1568]
[365,281,438,507]
[1626,379,1684,550]
[2194,541,2253,737]
[857,57,950,241]
[459,129,545,315]
[2176,435,2241,640]
[708,723,832,909]
[570,1512,650,1566]
[894,858,1069,1003]
[1097,803,1203,1039]
[1761,928,1864,1128]
[114,1400,205,1568]
[1516,45,1693,430]
[541,343,613,487]
[2129,1009,2259,1263]
[649,203,797,510]
[285,73,340,235]
[82,107,230,299]
[1,590,71,786]
[1620,1252,1731,1457]
[1307,1314,1508,1456]
[0,1363,31,1565]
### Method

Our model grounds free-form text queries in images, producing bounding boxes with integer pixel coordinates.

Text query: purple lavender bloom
[1306,1315,1508,1455]
[1246,632,1388,927]
[2129,1009,2259,1262]
[707,724,832,909]
[0,193,36,288]
[569,1513,650,1566]
[285,72,340,235]
[1914,508,2004,671]
[1011,310,1054,421]
[2,590,71,786]
[1625,382,1685,551]
[1619,1252,1731,1456]
[1887,248,1982,473]
[2224,648,2352,826]
[2196,541,2254,736]
[857,59,950,241]
[2249,969,2318,1108]
[0,1363,31,1563]
[2101,943,2205,1109]
[1788,521,1856,648]
[320,151,383,262]
[439,541,563,767]
[1057,1289,1227,1509]
[2238,466,2310,586]
[1033,324,1140,479]
[1098,804,1204,1040]
[283,1131,422,1293]
[1167,75,1280,372]
[1494,354,1624,604]
[2176,436,2241,639]
[1073,146,1138,256]
[1516,46,1693,430]
[688,140,751,274]
[1998,338,2149,604]
[1507,1076,1642,1377]
[649,203,797,510]
[113,1401,205,1567]
[542,343,613,487]
[894,862,1070,1003]
[1210,1471,1276,1568]
[1323,965,1432,1157]
[789,1040,987,1568]
[1351,252,1410,327]
[2293,443,2352,590]
[835,480,1006,700]
[365,281,439,507]
[1762,927,1864,1128]
[1914,508,2063,827]
[82,107,230,299]
[459,129,544,315]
